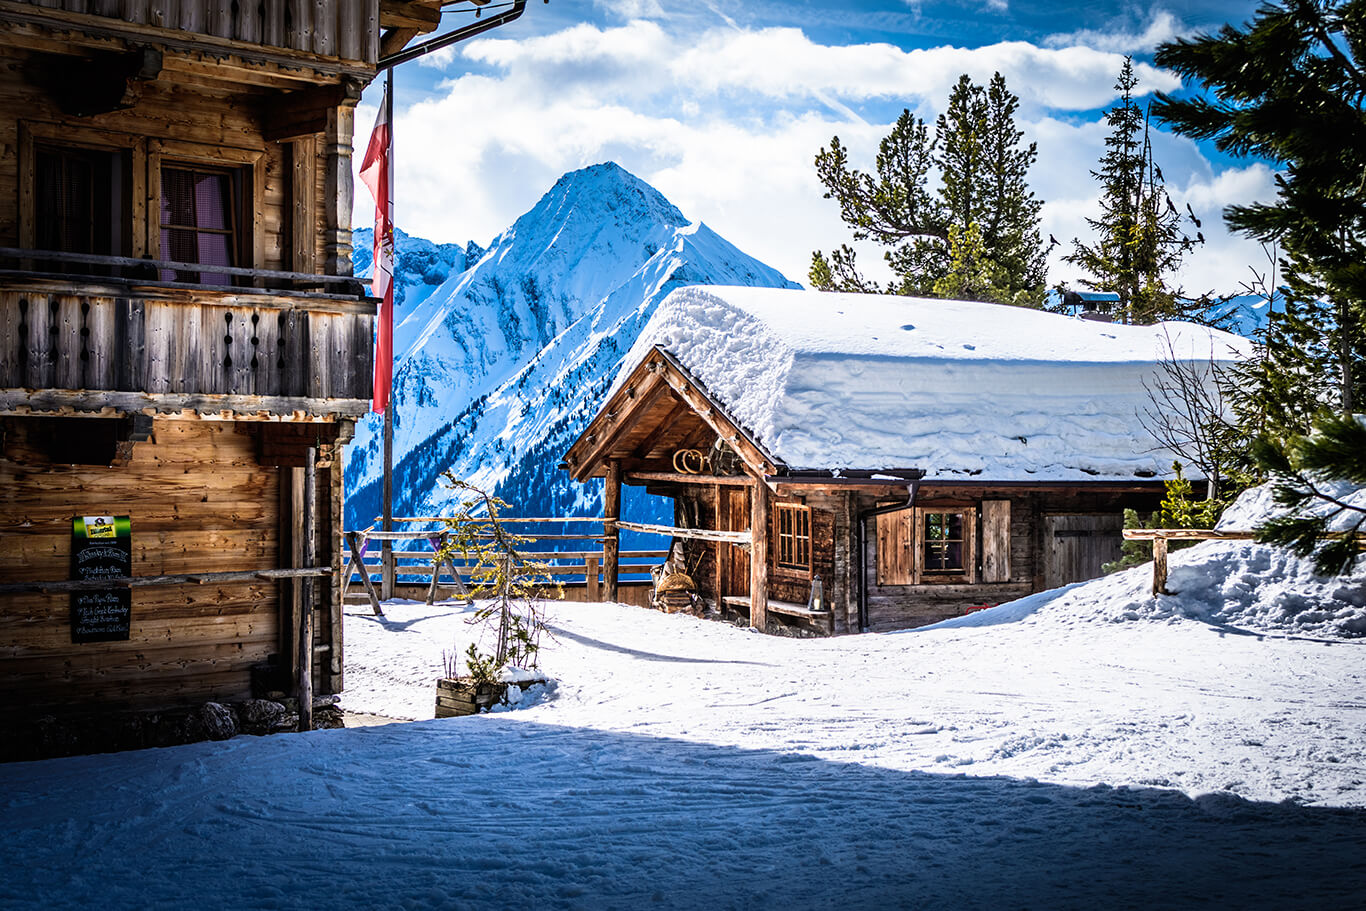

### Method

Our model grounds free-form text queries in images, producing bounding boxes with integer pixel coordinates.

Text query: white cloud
[462,22,1179,111]
[593,0,667,18]
[357,19,1271,295]
[1044,10,1183,54]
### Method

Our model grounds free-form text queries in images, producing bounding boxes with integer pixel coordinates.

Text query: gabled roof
[570,286,1251,484]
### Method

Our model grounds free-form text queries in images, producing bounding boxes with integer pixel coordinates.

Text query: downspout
[856,480,919,633]
[379,0,530,69]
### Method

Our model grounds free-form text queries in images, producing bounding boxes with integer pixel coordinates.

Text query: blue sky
[356,1,1278,293]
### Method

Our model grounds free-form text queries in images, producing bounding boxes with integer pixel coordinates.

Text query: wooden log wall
[0,282,375,406]
[0,416,338,715]
[9,0,381,63]
[859,486,1164,632]
[675,485,840,635]
[0,45,360,291]
[804,490,855,634]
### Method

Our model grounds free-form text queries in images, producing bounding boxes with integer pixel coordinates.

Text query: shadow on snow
[1,719,1363,910]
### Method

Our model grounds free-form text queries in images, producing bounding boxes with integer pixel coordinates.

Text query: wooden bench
[721,595,827,619]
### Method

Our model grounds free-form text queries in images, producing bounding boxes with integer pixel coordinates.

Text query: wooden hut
[0,1,469,753]
[564,286,1250,635]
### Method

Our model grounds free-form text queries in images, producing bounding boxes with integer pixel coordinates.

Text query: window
[774,503,811,571]
[921,510,966,574]
[159,164,240,284]
[34,144,131,264]
[875,504,980,585]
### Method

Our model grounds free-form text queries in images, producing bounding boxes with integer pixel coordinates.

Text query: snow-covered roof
[614,286,1252,482]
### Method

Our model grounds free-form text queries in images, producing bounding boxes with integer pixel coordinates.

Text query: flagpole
[381,64,395,601]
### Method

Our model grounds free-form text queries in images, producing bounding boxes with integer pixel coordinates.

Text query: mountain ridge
[344,162,798,529]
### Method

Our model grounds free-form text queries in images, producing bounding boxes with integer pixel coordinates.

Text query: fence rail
[1122,527,1363,594]
[341,516,669,613]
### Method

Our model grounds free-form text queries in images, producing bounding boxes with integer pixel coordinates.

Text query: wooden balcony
[4,0,384,67]
[0,250,376,420]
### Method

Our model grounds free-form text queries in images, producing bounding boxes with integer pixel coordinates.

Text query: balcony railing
[6,0,382,66]
[0,248,376,419]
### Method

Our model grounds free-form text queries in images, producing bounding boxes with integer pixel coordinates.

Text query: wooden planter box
[435,678,506,717]
[434,675,547,718]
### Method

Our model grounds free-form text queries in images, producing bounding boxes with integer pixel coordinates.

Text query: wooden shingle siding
[0,420,280,713]
[0,284,374,411]
[8,0,381,63]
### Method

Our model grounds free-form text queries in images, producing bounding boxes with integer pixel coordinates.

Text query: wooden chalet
[564,286,1250,635]
[0,1,497,752]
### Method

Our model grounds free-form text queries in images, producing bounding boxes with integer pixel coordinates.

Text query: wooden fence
[341,517,669,613]
[1123,527,1364,595]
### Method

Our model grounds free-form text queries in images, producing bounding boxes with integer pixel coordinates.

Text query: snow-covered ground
[3,536,1364,908]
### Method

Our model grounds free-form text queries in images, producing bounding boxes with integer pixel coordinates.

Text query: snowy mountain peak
[520,162,689,238]
[344,163,796,527]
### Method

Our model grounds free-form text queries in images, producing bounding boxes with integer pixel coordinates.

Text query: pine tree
[1066,58,1196,324]
[977,73,1048,307]
[1253,414,1366,575]
[1152,0,1366,413]
[812,72,1047,306]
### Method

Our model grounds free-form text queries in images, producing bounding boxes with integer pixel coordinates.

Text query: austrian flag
[359,82,394,414]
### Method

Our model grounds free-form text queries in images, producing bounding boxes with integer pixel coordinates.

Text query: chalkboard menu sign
[71,515,132,643]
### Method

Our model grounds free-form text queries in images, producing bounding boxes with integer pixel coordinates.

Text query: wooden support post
[750,477,769,631]
[713,484,724,612]
[427,533,446,605]
[1152,537,1169,596]
[297,446,316,732]
[346,532,384,616]
[604,459,621,602]
[586,556,600,601]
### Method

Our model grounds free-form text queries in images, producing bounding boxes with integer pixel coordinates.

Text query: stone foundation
[1,696,346,763]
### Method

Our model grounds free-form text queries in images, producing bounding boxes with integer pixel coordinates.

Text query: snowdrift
[935,483,1366,639]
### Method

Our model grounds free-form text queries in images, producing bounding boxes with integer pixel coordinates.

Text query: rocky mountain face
[344,163,797,530]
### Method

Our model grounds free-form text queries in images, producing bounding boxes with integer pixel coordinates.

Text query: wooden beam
[571,371,668,479]
[380,1,443,32]
[630,396,691,459]
[750,475,769,631]
[649,351,777,479]
[615,520,751,545]
[1,390,373,420]
[263,79,364,142]
[604,460,621,602]
[297,446,316,732]
[714,484,725,612]
[0,3,376,81]
[625,471,752,487]
[1152,537,1169,596]
[586,556,600,601]
[379,27,421,59]
[346,532,385,615]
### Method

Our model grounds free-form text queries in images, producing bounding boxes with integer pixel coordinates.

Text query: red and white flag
[359,83,394,414]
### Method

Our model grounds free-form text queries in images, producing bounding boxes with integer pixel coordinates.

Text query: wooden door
[1044,514,1124,588]
[720,487,750,598]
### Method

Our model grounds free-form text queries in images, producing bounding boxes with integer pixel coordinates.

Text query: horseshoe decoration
[672,448,706,474]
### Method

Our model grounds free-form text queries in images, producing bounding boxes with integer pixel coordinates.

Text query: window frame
[150,140,262,278]
[17,123,263,281]
[875,502,979,586]
[20,121,146,258]
[157,162,243,284]
[773,502,813,573]
[918,508,972,577]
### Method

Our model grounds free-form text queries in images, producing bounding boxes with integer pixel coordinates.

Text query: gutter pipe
[379,0,529,69]
[855,478,921,633]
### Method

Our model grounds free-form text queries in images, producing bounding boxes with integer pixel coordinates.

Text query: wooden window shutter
[875,508,914,585]
[981,500,1011,582]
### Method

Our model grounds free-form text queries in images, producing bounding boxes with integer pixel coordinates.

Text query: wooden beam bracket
[264,78,365,143]
[25,46,163,117]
